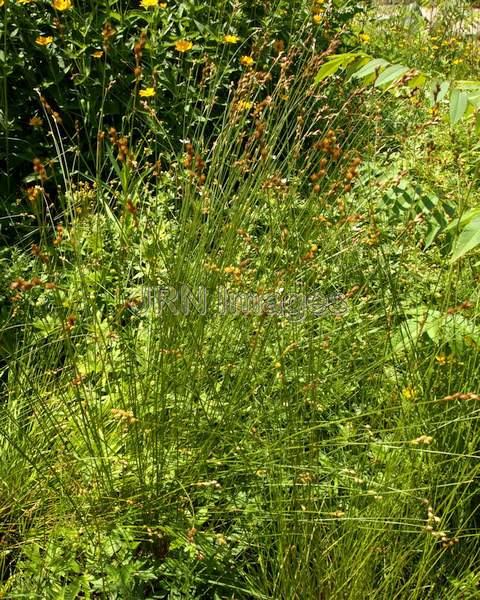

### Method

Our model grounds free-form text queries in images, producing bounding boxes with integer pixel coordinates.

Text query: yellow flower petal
[139,87,156,97]
[175,40,193,53]
[52,0,72,9]
[240,55,254,67]
[35,35,54,46]
[223,35,239,44]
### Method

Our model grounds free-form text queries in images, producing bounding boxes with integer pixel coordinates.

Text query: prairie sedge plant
[1,0,480,598]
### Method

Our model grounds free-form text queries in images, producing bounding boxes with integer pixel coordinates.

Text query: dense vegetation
[0,0,479,597]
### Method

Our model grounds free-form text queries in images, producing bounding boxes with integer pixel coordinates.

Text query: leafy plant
[315,50,480,126]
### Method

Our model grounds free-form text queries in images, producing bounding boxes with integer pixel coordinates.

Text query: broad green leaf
[426,79,450,106]
[450,214,480,262]
[351,58,389,81]
[407,72,427,89]
[314,54,358,83]
[374,64,409,88]
[454,80,480,90]
[445,207,480,233]
[315,57,346,83]
[467,92,480,108]
[345,55,371,79]
[465,101,476,119]
[449,88,469,125]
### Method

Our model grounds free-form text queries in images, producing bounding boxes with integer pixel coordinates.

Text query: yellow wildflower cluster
[312,0,324,23]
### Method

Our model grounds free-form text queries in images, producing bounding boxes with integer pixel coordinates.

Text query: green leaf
[315,56,349,83]
[450,214,480,262]
[453,80,480,90]
[466,91,480,109]
[449,88,469,125]
[445,207,480,233]
[407,72,427,89]
[345,55,371,79]
[351,58,389,81]
[374,64,409,88]
[426,79,450,106]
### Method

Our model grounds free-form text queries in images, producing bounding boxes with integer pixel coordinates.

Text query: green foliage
[0,0,367,204]
[315,51,480,127]
[447,208,480,261]
[1,1,480,598]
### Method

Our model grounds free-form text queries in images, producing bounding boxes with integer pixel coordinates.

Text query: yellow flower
[52,0,72,9]
[175,39,193,53]
[402,387,418,401]
[236,100,252,111]
[313,14,322,24]
[0,0,4,6]
[223,34,239,44]
[358,33,370,43]
[139,87,156,97]
[436,354,456,365]
[240,55,254,67]
[17,0,36,4]
[140,0,160,7]
[35,35,53,46]
[91,50,104,58]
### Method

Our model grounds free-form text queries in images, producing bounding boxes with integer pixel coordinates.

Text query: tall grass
[0,0,479,598]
